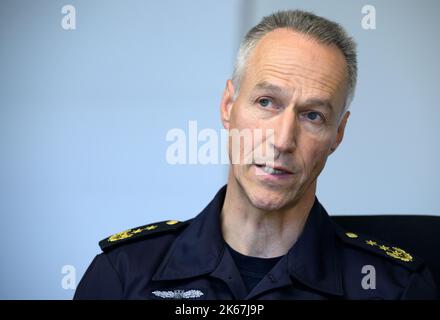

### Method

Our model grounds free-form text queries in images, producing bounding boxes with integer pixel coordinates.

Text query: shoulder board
[99,219,190,252]
[335,228,424,271]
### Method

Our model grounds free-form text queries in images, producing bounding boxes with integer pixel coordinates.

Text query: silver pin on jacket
[152,289,204,299]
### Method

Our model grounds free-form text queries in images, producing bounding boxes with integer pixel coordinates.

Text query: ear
[220,80,235,130]
[329,111,350,155]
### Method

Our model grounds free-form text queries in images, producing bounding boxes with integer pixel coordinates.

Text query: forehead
[244,28,348,101]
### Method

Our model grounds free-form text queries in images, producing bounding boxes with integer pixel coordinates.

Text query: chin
[232,165,303,211]
[245,186,293,211]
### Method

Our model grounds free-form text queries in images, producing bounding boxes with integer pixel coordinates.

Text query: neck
[221,171,316,258]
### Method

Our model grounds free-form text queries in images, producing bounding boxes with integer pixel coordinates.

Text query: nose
[272,109,297,155]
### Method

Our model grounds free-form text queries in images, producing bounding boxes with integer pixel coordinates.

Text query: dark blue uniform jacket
[74,185,438,300]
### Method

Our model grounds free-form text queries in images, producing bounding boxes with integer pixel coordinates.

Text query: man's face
[221,28,350,211]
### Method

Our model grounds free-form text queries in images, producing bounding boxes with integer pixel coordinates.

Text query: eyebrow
[251,81,293,100]
[252,81,334,111]
[253,81,287,94]
[299,98,334,112]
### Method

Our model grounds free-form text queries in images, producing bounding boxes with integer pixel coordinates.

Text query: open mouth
[255,164,293,175]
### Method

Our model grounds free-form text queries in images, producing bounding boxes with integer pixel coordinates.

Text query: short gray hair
[232,10,358,112]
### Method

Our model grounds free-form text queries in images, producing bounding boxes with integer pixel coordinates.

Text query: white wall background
[0,0,438,299]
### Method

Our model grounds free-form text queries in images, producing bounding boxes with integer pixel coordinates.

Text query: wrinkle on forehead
[244,29,348,102]
[255,64,342,95]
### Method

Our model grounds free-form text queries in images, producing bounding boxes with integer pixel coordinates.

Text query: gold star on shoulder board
[365,240,377,246]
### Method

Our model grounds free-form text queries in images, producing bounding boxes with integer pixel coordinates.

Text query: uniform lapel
[246,198,344,299]
[153,186,344,299]
[286,198,344,297]
[152,186,228,281]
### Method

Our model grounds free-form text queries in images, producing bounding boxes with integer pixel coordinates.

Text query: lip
[253,164,294,181]
[254,163,294,174]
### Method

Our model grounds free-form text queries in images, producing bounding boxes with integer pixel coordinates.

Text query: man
[74,10,438,299]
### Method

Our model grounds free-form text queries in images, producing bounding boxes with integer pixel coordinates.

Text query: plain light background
[0,0,439,299]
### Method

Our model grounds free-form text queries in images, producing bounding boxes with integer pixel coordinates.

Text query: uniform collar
[152,185,227,281]
[152,184,343,297]
[286,198,343,296]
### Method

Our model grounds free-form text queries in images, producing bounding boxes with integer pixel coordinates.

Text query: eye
[257,97,273,108]
[301,111,324,123]
[307,112,319,120]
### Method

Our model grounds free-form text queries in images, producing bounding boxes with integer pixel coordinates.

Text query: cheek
[298,135,333,173]
[229,105,266,159]
[230,103,260,131]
